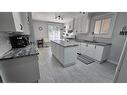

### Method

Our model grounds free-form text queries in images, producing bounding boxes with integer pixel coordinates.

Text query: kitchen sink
[84,40,99,43]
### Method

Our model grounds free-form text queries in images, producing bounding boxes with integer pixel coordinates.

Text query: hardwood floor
[38,47,117,83]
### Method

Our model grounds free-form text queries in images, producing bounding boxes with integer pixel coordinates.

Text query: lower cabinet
[0,55,40,83]
[51,41,78,67]
[94,45,104,61]
[80,42,111,62]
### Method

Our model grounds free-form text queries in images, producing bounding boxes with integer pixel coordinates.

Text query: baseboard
[107,59,118,65]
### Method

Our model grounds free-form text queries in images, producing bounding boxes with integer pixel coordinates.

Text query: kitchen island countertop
[51,40,79,47]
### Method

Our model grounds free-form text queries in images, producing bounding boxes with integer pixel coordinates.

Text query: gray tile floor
[38,47,117,83]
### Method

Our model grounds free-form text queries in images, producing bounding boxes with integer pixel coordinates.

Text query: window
[94,20,101,34]
[94,17,111,34]
[91,13,117,38]
[101,18,111,33]
[48,25,60,41]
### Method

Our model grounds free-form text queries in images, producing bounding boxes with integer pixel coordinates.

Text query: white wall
[109,13,127,63]
[33,20,64,41]
[0,32,11,57]
[33,20,48,41]
[76,12,127,64]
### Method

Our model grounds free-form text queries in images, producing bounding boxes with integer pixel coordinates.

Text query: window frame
[91,13,117,38]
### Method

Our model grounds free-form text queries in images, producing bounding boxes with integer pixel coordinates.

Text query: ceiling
[32,12,81,23]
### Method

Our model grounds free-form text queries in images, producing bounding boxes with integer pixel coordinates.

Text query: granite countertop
[51,40,79,47]
[74,39,112,46]
[0,44,39,60]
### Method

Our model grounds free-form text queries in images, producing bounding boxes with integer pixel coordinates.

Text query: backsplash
[0,32,12,57]
[76,33,112,43]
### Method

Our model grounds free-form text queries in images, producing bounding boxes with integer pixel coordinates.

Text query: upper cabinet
[74,12,91,34]
[66,19,74,30]
[81,13,91,33]
[20,12,31,35]
[0,12,23,32]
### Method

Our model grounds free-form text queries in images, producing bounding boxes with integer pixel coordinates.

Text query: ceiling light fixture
[55,13,64,20]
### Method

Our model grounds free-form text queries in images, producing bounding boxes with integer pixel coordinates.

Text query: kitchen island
[0,44,40,83]
[51,40,79,67]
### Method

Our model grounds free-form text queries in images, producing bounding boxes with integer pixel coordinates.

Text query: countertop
[0,44,39,61]
[74,39,112,46]
[51,40,79,47]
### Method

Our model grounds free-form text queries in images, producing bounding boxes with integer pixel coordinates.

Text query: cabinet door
[77,17,82,33]
[80,43,95,58]
[51,42,55,54]
[12,12,23,32]
[81,13,90,33]
[68,20,73,30]
[80,43,87,55]
[87,44,95,58]
[53,42,56,55]
[94,45,104,61]
[59,46,64,63]
[77,43,81,53]
[73,18,78,33]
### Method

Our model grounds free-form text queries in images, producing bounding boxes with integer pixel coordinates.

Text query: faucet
[92,32,96,42]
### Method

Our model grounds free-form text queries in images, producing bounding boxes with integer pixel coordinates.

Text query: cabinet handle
[20,24,23,30]
[95,45,96,49]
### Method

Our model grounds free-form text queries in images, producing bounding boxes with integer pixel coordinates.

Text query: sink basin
[84,40,99,43]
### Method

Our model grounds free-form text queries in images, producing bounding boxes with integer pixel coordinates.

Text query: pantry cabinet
[0,12,23,32]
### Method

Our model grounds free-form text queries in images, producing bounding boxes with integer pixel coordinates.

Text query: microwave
[9,35,30,49]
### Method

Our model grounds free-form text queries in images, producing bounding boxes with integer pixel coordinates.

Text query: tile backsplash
[0,32,11,57]
[76,33,112,43]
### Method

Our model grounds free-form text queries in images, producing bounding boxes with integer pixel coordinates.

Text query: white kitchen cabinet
[87,44,95,58]
[74,13,90,34]
[77,42,81,53]
[81,13,90,33]
[94,45,104,61]
[80,42,111,62]
[51,42,55,54]
[59,46,64,63]
[80,43,87,54]
[64,47,77,66]
[77,17,82,33]
[80,43,95,58]
[20,12,30,35]
[0,12,23,32]
[66,20,73,30]
[0,55,40,83]
[51,41,78,67]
